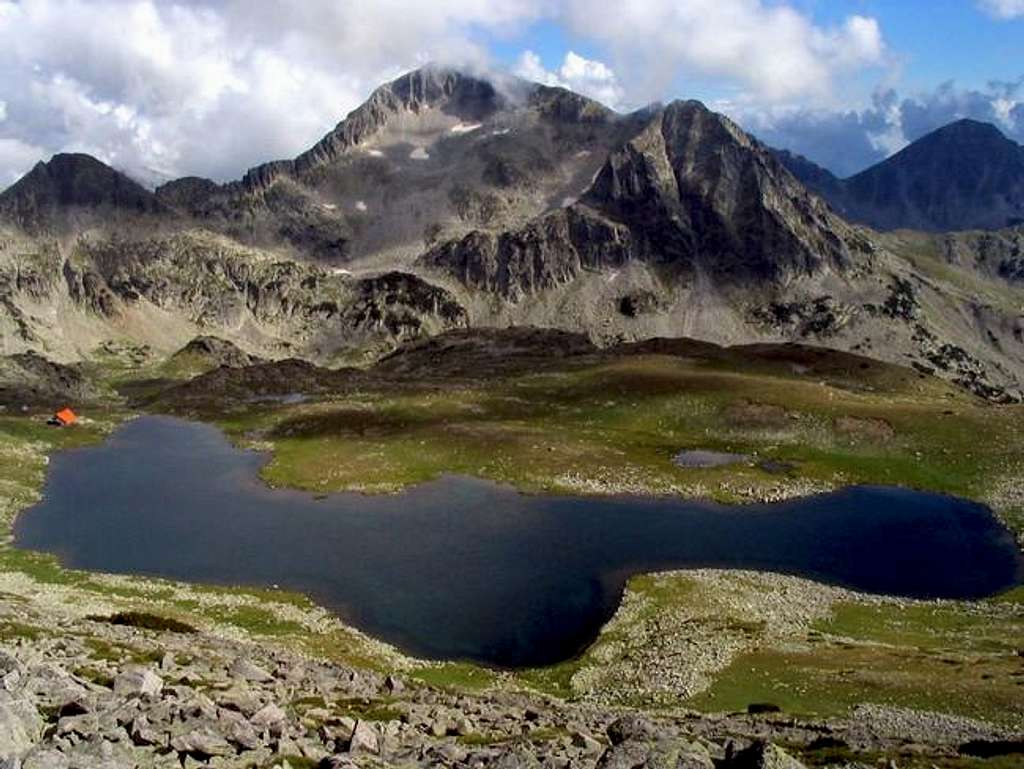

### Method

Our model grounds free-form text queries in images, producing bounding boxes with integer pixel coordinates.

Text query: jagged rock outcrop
[584,101,862,280]
[423,100,868,298]
[778,119,1024,232]
[0,228,468,363]
[936,225,1024,283]
[421,206,631,299]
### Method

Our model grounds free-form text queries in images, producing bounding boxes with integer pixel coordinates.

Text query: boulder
[596,742,651,769]
[21,749,69,769]
[129,715,166,748]
[228,658,273,684]
[0,695,42,759]
[319,717,356,746]
[319,757,359,769]
[347,720,379,755]
[59,737,137,769]
[606,715,658,746]
[249,703,286,731]
[224,717,260,751]
[215,686,261,717]
[493,747,542,768]
[112,668,163,698]
[727,741,808,769]
[170,728,235,758]
[0,655,23,697]
[54,713,98,739]
[571,730,603,756]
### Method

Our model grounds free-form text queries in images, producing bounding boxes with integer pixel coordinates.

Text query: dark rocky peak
[154,176,223,212]
[914,117,1016,149]
[851,119,1023,185]
[384,65,506,120]
[817,118,1024,232]
[582,98,858,281]
[0,153,164,229]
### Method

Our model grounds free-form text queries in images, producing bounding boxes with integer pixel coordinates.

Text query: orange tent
[53,408,77,426]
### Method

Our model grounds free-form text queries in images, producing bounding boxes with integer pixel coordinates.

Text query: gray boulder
[727,741,808,769]
[228,659,273,684]
[170,728,235,758]
[112,668,163,698]
[249,703,286,732]
[21,749,68,769]
[0,695,42,759]
[347,720,379,755]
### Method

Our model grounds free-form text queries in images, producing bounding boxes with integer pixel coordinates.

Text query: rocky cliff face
[152,66,630,264]
[778,120,1024,232]
[0,229,467,364]
[421,101,866,300]
[935,226,1024,282]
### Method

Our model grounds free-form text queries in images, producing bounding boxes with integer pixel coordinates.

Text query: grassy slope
[211,354,1023,534]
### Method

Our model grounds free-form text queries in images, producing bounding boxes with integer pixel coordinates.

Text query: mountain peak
[784,117,1024,232]
[0,152,163,230]
[930,117,1009,141]
[381,65,507,119]
[238,64,615,196]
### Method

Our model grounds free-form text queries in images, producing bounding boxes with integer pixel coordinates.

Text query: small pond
[14,416,1023,668]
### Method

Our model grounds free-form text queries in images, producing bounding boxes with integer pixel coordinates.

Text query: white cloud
[515,50,625,108]
[978,0,1024,19]
[0,137,47,185]
[0,0,545,185]
[558,0,886,105]
[0,0,890,186]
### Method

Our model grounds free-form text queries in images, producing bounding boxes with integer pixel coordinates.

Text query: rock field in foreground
[2,596,1020,768]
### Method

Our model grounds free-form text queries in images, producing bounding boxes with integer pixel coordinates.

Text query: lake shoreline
[14,415,1023,670]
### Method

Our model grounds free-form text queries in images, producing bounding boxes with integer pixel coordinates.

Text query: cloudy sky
[0,0,1021,186]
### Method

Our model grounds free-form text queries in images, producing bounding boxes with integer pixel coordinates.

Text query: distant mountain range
[1,66,1024,401]
[775,119,1024,232]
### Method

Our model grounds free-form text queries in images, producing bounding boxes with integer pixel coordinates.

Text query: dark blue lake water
[13,416,1023,668]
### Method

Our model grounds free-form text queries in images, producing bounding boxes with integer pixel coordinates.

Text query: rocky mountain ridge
[422,99,866,300]
[2,67,1024,400]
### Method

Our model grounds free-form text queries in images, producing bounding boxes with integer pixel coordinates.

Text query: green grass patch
[0,620,42,640]
[72,666,114,689]
[409,663,498,692]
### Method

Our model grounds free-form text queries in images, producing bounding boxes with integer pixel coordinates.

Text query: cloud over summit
[0,0,1012,186]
